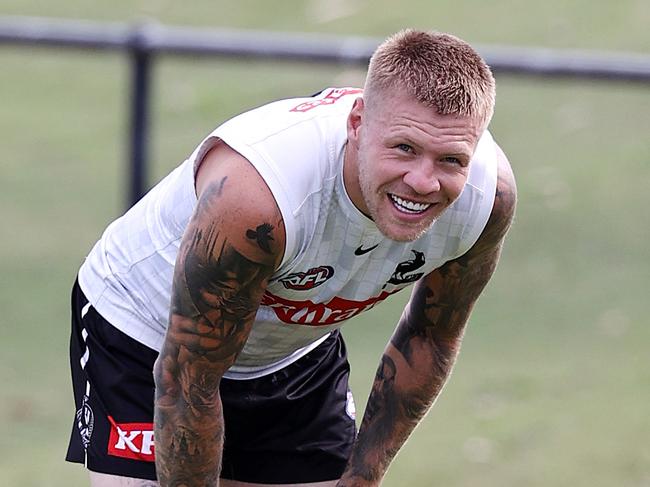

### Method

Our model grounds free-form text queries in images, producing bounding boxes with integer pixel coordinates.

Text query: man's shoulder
[470,142,517,255]
[208,90,358,214]
[195,142,287,268]
[490,143,517,237]
[214,87,360,144]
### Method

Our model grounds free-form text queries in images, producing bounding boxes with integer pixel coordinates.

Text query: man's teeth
[389,194,431,214]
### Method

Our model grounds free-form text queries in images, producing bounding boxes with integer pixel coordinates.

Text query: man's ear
[346,97,365,148]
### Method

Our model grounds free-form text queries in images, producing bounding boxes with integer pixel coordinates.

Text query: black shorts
[66,280,357,483]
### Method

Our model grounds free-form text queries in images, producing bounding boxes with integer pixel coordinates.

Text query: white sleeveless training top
[79,87,498,379]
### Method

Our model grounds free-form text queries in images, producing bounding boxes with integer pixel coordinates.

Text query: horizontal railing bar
[1,16,649,82]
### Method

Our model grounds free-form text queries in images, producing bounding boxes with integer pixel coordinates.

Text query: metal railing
[3,16,649,206]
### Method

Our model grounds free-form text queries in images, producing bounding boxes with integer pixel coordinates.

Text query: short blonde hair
[364,29,496,129]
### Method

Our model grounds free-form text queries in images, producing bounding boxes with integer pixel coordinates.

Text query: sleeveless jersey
[78,87,498,379]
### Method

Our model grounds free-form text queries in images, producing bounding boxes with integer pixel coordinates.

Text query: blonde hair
[364,29,496,128]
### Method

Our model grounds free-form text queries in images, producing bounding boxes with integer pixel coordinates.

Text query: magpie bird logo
[76,397,94,449]
[385,250,426,286]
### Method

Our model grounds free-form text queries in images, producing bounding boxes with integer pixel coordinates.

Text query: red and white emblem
[107,416,155,462]
[279,266,334,291]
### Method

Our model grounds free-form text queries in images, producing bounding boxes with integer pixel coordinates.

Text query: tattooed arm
[338,144,517,486]
[153,143,285,486]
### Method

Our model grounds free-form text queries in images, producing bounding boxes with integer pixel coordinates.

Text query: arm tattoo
[154,179,276,486]
[214,175,227,196]
[341,160,517,484]
[246,223,275,254]
[342,356,403,483]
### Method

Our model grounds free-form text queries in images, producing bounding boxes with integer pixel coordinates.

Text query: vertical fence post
[126,24,152,209]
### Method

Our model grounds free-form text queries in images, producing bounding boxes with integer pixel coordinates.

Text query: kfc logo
[107,416,155,462]
[280,266,334,290]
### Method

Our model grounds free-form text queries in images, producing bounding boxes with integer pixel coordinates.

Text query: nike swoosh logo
[354,244,379,256]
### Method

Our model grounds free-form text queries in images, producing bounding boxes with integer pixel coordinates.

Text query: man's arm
[153,143,285,486]
[339,144,517,486]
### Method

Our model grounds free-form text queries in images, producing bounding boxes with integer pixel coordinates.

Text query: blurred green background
[1,1,649,486]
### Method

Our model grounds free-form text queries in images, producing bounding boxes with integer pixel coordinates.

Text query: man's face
[345,90,482,242]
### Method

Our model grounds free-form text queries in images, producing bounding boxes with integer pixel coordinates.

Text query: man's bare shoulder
[475,141,517,254]
[193,142,286,268]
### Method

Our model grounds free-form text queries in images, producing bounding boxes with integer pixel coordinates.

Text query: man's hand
[153,143,285,486]
[339,144,517,486]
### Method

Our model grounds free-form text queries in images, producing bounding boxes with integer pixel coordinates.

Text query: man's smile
[388,193,432,214]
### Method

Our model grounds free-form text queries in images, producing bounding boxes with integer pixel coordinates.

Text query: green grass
[1,1,649,485]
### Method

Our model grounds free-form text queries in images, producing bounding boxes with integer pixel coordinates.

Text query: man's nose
[402,160,441,195]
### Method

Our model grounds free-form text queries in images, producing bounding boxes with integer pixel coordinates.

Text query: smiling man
[66,29,516,486]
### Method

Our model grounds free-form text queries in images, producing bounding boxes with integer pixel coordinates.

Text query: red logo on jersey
[261,289,398,325]
[107,416,155,462]
[290,88,363,112]
[280,266,334,290]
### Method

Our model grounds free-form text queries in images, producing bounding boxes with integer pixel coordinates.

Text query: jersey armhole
[189,133,299,270]
[453,131,499,258]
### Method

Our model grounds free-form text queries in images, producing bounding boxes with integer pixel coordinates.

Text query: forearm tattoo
[341,166,516,484]
[153,178,276,486]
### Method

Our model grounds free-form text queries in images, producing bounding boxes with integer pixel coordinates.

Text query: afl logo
[280,266,334,290]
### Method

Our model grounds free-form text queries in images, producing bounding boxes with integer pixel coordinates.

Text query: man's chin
[377,218,437,242]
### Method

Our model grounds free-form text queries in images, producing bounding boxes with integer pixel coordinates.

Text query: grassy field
[1,1,649,486]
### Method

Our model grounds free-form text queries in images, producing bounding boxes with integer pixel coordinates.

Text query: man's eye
[396,144,413,153]
[442,156,462,165]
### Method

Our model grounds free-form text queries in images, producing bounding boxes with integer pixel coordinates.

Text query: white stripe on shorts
[81,302,91,319]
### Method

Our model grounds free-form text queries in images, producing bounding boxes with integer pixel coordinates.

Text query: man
[66,29,516,486]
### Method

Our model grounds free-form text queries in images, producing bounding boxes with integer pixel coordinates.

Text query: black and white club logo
[76,398,94,449]
[385,250,426,286]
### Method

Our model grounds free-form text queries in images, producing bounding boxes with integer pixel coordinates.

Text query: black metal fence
[3,16,650,207]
